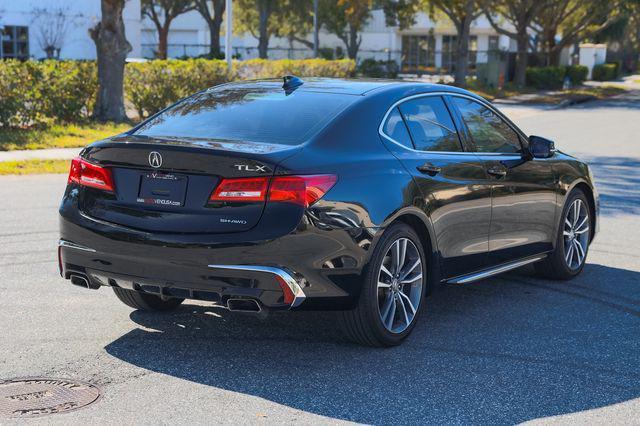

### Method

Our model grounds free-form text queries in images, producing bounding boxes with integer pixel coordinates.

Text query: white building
[0,1,576,74]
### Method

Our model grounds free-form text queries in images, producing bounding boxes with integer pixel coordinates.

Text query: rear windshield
[132,86,356,145]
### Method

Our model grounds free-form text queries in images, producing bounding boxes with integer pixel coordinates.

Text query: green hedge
[357,59,399,78]
[592,63,619,81]
[525,65,590,89]
[0,58,356,127]
[525,66,566,89]
[125,59,232,119]
[565,65,588,86]
[0,60,96,128]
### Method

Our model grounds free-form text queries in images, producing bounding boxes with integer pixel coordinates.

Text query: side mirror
[529,135,556,159]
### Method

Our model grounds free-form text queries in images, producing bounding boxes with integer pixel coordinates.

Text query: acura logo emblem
[148,151,162,168]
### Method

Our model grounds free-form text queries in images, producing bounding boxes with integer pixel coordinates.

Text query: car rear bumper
[58,201,378,311]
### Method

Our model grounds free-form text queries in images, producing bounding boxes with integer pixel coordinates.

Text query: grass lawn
[0,159,70,175]
[0,122,131,151]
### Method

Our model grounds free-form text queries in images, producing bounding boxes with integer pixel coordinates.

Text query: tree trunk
[89,0,131,123]
[258,1,271,59]
[209,0,225,57]
[514,31,529,87]
[157,24,170,59]
[454,17,472,87]
[347,24,359,60]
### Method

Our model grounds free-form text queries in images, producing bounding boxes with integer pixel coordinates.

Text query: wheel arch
[384,210,441,294]
[566,179,597,243]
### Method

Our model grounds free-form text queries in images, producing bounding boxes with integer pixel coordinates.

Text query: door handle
[487,166,507,178]
[417,163,442,176]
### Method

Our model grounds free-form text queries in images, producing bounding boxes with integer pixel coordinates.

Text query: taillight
[209,174,337,207]
[269,175,337,207]
[68,157,115,192]
[209,177,269,202]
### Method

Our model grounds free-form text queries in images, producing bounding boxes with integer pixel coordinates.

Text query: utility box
[579,43,607,79]
[477,51,507,88]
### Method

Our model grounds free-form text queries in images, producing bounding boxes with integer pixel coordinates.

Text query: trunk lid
[79,136,300,234]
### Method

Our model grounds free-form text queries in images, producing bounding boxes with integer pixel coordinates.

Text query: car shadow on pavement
[104,263,640,424]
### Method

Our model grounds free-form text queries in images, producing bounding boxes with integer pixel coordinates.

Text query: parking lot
[1,93,639,424]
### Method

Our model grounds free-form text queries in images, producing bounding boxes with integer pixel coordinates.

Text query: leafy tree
[89,0,131,122]
[482,0,542,86]
[278,0,315,50]
[532,0,615,66]
[194,0,225,57]
[31,6,83,59]
[320,0,374,60]
[384,0,482,87]
[234,0,280,59]
[142,0,196,59]
[234,0,314,58]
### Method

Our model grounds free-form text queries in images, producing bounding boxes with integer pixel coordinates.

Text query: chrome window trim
[207,264,306,308]
[378,91,527,157]
[58,239,97,253]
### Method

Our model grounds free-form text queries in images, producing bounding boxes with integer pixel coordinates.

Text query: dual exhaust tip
[69,273,263,314]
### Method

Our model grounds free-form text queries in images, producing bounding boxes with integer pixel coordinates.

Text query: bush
[564,65,588,86]
[0,60,96,128]
[125,59,232,118]
[1,58,357,127]
[235,58,355,80]
[357,59,399,78]
[592,63,619,81]
[525,66,566,89]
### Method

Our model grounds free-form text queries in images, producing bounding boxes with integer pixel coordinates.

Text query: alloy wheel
[563,198,590,270]
[377,237,424,334]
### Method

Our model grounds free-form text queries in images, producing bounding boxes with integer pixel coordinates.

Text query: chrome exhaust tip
[226,298,262,313]
[69,274,100,290]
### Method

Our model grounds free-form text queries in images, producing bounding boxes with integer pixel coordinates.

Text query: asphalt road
[1,93,639,425]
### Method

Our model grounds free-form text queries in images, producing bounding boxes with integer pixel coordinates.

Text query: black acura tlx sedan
[59,76,599,346]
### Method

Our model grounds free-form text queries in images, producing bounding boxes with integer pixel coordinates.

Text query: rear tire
[113,287,184,311]
[535,188,591,280]
[339,223,427,347]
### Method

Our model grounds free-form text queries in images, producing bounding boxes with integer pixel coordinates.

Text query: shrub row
[0,60,96,128]
[525,65,589,89]
[0,58,356,128]
[592,63,619,81]
[357,59,399,78]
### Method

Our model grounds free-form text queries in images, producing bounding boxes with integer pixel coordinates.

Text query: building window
[1,26,30,59]
[401,35,436,74]
[442,35,477,73]
[488,36,499,51]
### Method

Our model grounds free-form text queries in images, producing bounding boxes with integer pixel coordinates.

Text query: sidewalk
[0,147,81,163]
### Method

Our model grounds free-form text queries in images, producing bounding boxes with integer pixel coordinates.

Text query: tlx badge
[234,164,267,172]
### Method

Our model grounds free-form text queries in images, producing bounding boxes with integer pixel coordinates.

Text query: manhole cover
[0,378,101,418]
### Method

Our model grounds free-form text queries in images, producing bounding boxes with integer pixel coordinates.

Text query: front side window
[452,97,522,154]
[398,96,462,152]
[133,86,356,145]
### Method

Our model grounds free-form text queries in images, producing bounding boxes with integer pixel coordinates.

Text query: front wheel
[339,223,427,347]
[535,189,592,280]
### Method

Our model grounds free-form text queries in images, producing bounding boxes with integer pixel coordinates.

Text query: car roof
[214,77,481,98]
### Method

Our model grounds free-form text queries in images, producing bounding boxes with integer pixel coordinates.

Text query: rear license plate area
[137,172,187,207]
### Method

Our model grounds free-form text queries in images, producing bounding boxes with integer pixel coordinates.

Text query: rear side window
[398,96,462,152]
[452,97,522,154]
[133,87,356,145]
[382,108,413,148]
